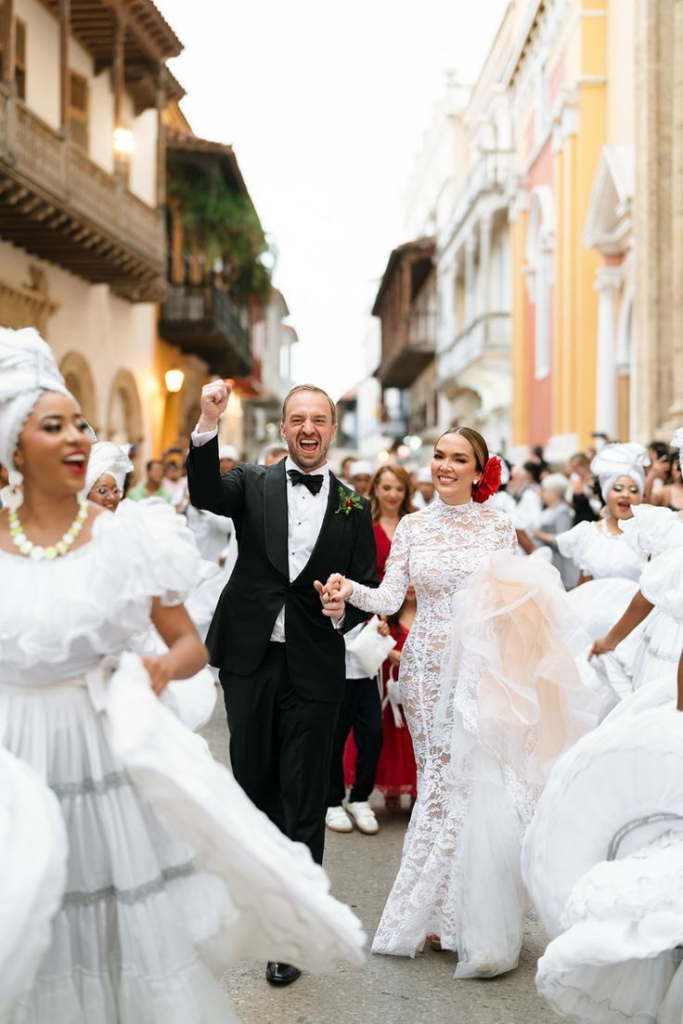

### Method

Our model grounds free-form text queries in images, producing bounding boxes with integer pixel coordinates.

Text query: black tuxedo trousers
[187,440,378,862]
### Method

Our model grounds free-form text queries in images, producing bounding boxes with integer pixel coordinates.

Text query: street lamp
[164,368,185,393]
[113,126,134,159]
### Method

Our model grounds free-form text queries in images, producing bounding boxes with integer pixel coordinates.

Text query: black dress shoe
[266,961,301,985]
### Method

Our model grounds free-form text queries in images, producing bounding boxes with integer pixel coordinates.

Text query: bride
[319,426,597,978]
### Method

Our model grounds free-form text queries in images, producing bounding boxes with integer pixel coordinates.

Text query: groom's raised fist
[198,379,231,432]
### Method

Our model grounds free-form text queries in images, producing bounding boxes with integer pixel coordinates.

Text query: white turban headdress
[0,327,78,470]
[671,428,683,469]
[590,442,650,498]
[85,442,133,496]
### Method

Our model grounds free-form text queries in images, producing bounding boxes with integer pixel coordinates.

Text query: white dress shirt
[191,427,342,640]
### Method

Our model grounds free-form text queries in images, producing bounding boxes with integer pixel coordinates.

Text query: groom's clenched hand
[314,579,346,620]
[198,380,232,433]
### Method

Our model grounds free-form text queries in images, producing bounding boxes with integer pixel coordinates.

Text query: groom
[187,380,377,984]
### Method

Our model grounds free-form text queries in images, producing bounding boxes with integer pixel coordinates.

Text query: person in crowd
[485,456,516,519]
[257,441,289,466]
[186,379,377,987]
[565,452,600,523]
[319,426,597,978]
[644,439,671,503]
[530,473,578,588]
[412,466,436,509]
[85,441,133,513]
[374,584,418,810]
[0,329,365,1023]
[589,430,683,696]
[524,549,683,1024]
[162,448,188,503]
[349,459,374,497]
[325,620,384,836]
[339,455,356,488]
[218,444,239,476]
[528,444,550,475]
[508,462,543,553]
[127,459,172,503]
[649,449,683,510]
[337,464,418,820]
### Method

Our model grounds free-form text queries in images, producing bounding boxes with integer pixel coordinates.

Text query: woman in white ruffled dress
[320,426,598,979]
[0,329,364,1024]
[523,543,683,1024]
[589,431,683,699]
[554,444,648,669]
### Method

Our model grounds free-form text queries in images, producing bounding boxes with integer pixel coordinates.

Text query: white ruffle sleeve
[639,546,683,624]
[621,505,683,559]
[555,521,592,572]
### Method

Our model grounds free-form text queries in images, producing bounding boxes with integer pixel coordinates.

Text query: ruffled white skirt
[0,654,365,1024]
[523,694,683,1023]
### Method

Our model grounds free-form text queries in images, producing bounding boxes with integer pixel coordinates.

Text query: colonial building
[506,0,636,458]
[0,0,182,464]
[632,0,683,440]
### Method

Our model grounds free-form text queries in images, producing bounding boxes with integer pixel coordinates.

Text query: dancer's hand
[587,635,616,661]
[197,379,231,432]
[142,654,173,695]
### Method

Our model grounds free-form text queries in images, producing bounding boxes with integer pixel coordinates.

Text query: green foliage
[169,164,272,303]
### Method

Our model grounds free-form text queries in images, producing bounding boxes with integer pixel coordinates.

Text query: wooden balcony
[373,237,436,389]
[0,90,165,301]
[159,284,252,377]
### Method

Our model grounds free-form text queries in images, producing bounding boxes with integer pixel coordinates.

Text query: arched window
[107,369,143,453]
[59,351,98,432]
[525,186,555,380]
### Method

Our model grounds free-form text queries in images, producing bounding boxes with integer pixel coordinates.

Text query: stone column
[478,215,492,319]
[464,234,476,325]
[594,265,623,438]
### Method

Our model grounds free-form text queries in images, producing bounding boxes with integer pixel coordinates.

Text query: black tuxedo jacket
[187,437,378,703]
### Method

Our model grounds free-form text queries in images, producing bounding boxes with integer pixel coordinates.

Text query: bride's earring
[0,468,24,511]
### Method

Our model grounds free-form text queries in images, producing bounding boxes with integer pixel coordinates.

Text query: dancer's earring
[0,468,25,511]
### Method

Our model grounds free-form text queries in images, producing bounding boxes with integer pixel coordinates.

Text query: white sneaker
[346,801,379,835]
[326,805,353,833]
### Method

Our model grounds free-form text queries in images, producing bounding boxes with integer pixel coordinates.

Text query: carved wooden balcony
[159,284,252,377]
[0,89,165,301]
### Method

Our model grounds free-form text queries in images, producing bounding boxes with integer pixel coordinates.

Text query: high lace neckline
[435,497,476,514]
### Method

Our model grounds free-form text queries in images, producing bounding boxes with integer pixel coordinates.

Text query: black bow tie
[288,469,324,495]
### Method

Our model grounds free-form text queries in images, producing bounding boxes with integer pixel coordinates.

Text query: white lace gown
[523,545,683,1024]
[0,501,364,1024]
[346,498,596,977]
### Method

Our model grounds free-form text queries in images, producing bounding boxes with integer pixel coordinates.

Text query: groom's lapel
[264,459,289,579]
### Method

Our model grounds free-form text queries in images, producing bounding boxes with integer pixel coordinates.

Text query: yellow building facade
[507,0,635,458]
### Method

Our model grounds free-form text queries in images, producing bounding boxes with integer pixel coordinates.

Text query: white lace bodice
[556,520,645,581]
[350,498,517,619]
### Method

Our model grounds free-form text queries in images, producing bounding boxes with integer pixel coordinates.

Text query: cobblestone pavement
[202,704,556,1024]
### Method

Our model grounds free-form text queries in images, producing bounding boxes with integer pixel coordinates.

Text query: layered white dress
[0,501,364,1024]
[593,507,683,699]
[523,545,683,1024]
[346,498,597,977]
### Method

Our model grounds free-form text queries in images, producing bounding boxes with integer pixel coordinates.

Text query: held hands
[314,573,353,620]
[142,654,173,696]
[197,379,232,432]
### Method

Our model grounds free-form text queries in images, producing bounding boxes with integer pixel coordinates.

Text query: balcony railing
[160,284,252,377]
[0,89,165,300]
[378,310,437,388]
[437,312,511,382]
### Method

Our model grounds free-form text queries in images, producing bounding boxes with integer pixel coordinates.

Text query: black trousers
[220,644,340,865]
[327,676,384,807]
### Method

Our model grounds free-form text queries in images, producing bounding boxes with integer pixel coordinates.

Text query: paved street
[202,705,557,1024]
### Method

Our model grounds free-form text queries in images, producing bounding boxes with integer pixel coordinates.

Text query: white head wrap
[218,445,239,462]
[0,328,78,469]
[350,460,374,478]
[85,442,133,495]
[590,442,650,498]
[671,428,683,470]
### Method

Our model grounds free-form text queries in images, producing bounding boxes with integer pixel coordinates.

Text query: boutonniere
[335,485,363,516]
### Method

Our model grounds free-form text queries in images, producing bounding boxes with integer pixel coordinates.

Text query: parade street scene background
[1,1,683,1023]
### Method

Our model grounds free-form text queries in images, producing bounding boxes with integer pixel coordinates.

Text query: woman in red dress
[344,464,417,809]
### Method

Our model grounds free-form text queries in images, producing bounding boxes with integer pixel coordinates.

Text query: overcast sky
[157,0,509,398]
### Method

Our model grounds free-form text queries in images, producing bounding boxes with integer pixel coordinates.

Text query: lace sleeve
[348,515,411,615]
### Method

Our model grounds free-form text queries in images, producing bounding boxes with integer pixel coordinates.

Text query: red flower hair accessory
[472,455,502,503]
